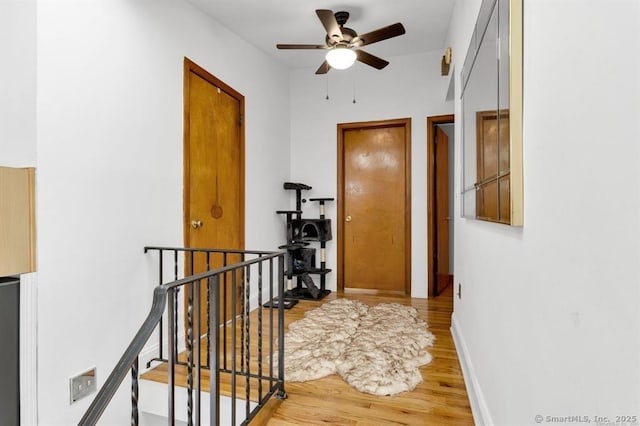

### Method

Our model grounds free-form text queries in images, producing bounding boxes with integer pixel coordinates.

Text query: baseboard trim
[450,313,493,426]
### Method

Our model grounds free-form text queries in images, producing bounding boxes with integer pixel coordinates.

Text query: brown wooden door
[434,126,450,295]
[427,114,454,298]
[184,58,244,331]
[338,119,411,294]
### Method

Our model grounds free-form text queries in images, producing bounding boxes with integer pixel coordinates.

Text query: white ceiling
[187,0,455,70]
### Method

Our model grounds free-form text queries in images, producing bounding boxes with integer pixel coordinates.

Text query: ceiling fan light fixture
[325,46,357,70]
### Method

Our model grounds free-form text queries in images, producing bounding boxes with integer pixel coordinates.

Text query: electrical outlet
[457,283,462,299]
[70,367,97,404]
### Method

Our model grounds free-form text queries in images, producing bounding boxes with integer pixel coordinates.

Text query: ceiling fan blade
[358,23,406,46]
[277,44,328,50]
[315,60,331,75]
[356,49,389,70]
[316,9,343,42]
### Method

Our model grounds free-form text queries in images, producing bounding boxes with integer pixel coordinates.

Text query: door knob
[345,215,352,222]
[191,220,203,229]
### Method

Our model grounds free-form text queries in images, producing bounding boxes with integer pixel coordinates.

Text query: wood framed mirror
[461,0,523,226]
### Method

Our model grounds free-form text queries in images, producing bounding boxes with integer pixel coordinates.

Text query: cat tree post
[270,183,334,304]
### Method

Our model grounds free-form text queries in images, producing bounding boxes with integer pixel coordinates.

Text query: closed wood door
[184,58,244,331]
[435,126,450,295]
[338,119,411,294]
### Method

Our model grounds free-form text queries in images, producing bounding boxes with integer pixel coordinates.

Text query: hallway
[264,286,472,425]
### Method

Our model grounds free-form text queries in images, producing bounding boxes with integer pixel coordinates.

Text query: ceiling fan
[276,9,406,74]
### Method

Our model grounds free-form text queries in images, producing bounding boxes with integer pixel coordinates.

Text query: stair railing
[79,247,286,426]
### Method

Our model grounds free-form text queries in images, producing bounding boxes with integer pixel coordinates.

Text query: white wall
[0,0,36,166]
[0,2,38,424]
[449,0,640,424]
[289,51,452,298]
[36,1,290,424]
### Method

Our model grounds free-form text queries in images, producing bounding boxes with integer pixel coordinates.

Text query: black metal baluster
[231,269,237,426]
[158,250,164,363]
[276,255,287,399]
[206,252,211,369]
[174,250,179,362]
[209,275,220,426]
[174,250,179,281]
[222,252,228,371]
[240,253,246,374]
[168,288,176,422]
[245,264,251,418]
[194,277,201,426]
[131,356,139,426]
[257,258,264,401]
[187,280,194,426]
[269,258,274,387]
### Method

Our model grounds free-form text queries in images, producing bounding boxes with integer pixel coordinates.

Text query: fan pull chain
[325,74,330,100]
[352,79,357,104]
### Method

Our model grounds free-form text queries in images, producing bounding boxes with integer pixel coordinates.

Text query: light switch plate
[70,367,97,404]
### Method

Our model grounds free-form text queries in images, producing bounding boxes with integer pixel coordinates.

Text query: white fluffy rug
[282,299,435,395]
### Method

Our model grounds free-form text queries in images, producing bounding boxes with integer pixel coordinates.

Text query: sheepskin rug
[282,299,435,395]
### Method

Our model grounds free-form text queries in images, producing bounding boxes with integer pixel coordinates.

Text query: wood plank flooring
[263,286,473,426]
[141,285,473,425]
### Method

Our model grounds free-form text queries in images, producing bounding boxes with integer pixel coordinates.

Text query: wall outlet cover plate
[70,367,97,404]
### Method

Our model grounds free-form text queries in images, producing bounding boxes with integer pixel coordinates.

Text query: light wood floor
[142,285,473,425]
[262,285,473,426]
